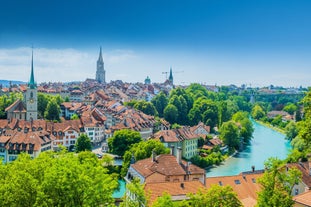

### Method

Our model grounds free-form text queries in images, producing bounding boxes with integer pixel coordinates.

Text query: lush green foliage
[0,151,118,207]
[120,178,147,207]
[256,157,302,207]
[108,129,142,157]
[232,111,254,143]
[251,104,265,120]
[127,100,158,116]
[44,99,61,121]
[190,151,224,168]
[75,134,92,152]
[0,92,23,119]
[220,121,240,150]
[151,91,168,117]
[150,84,251,129]
[187,185,242,207]
[150,184,242,207]
[121,139,169,177]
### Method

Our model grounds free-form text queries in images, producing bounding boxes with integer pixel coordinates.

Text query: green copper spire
[28,49,36,89]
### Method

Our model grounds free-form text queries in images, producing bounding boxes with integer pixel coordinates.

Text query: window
[234,180,241,185]
[218,181,223,186]
[295,189,299,195]
[252,178,256,183]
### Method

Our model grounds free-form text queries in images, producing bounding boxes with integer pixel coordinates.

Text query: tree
[44,99,61,121]
[251,104,265,120]
[121,178,147,207]
[232,111,254,143]
[152,192,176,207]
[134,100,158,116]
[108,129,142,157]
[151,91,168,117]
[220,121,240,150]
[256,157,302,207]
[37,93,49,118]
[285,121,298,141]
[121,139,169,177]
[187,185,242,207]
[0,151,118,207]
[163,104,178,124]
[283,103,297,115]
[75,134,92,152]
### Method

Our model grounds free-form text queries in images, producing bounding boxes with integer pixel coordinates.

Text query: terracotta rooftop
[131,154,205,179]
[145,181,205,206]
[5,99,25,112]
[154,126,199,143]
[206,173,263,207]
[287,162,311,188]
[293,190,311,207]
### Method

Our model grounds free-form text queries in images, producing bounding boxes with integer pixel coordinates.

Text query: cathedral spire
[98,46,103,63]
[28,49,36,89]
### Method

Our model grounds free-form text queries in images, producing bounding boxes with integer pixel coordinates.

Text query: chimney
[251,165,255,172]
[177,147,182,164]
[186,161,191,175]
[170,145,175,156]
[152,150,157,162]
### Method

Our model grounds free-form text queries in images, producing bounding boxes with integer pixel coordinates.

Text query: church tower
[24,50,38,121]
[168,67,173,85]
[96,47,106,84]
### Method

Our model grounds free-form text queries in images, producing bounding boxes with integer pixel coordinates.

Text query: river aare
[206,121,292,177]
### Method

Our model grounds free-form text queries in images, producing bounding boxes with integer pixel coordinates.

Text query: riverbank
[206,120,291,177]
[255,120,285,134]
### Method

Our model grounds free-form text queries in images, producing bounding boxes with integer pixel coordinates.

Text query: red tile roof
[145,181,205,205]
[132,154,205,179]
[206,173,263,207]
[293,190,311,206]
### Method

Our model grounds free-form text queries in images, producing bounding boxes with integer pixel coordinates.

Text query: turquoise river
[113,121,292,198]
[206,121,292,177]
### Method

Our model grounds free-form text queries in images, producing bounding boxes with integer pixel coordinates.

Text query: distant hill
[0,80,26,87]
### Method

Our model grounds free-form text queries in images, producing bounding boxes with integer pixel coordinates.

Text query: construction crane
[162,70,184,79]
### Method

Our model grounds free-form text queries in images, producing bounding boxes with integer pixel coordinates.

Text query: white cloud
[0,47,140,83]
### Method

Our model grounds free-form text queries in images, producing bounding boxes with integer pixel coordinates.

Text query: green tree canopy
[108,129,142,157]
[151,91,168,117]
[256,157,302,207]
[232,111,254,143]
[283,103,297,115]
[285,121,298,141]
[251,104,265,120]
[0,151,118,207]
[187,185,242,207]
[220,121,240,150]
[121,139,169,177]
[75,134,92,152]
[134,100,158,116]
[163,104,179,124]
[44,99,61,121]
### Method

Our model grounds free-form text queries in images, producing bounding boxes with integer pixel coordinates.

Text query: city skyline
[1,0,311,87]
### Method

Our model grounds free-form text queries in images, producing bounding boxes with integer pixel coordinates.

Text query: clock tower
[95,47,106,84]
[24,50,38,121]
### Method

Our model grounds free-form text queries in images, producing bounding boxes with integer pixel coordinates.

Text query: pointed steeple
[168,67,173,85]
[98,46,103,63]
[28,49,36,89]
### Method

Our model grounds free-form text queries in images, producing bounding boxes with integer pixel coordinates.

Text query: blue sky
[0,0,311,87]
